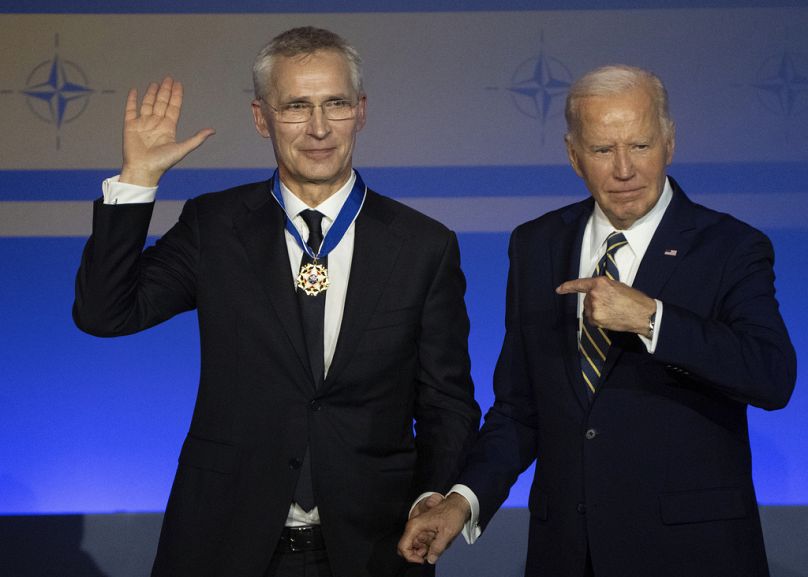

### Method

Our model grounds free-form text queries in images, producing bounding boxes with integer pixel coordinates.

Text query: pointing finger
[556,277,597,295]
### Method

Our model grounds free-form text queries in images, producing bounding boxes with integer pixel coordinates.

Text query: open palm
[121,76,214,187]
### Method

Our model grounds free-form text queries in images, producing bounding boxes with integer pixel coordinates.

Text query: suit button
[288,458,302,470]
[585,428,598,440]
[310,400,322,411]
[577,503,587,514]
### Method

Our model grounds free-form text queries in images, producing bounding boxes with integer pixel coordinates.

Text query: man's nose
[306,106,331,138]
[613,148,635,180]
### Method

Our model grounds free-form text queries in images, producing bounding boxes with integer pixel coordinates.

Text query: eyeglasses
[264,99,359,123]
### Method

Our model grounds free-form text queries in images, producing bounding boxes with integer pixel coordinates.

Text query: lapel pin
[664,249,678,256]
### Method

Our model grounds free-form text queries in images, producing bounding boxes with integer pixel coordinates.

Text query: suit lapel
[631,180,697,297]
[600,180,697,383]
[325,192,403,389]
[554,200,594,411]
[232,180,312,387]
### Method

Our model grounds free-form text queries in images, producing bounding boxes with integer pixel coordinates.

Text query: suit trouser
[264,548,332,577]
[584,549,594,577]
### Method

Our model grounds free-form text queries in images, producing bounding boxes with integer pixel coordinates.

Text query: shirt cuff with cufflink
[102,175,158,205]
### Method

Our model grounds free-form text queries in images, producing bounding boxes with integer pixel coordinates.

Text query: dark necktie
[579,231,628,399]
[297,209,326,385]
[293,209,326,512]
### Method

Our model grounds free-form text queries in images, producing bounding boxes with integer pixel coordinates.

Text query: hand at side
[398,492,470,565]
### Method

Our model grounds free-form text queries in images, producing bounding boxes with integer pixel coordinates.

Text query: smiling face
[566,85,674,229]
[251,49,366,204]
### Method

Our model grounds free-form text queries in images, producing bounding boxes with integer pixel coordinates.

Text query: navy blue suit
[458,178,796,577]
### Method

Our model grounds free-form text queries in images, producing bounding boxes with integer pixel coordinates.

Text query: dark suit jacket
[458,178,796,577]
[73,180,481,577]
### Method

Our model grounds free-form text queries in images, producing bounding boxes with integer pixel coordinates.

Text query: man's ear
[665,123,676,166]
[354,95,367,133]
[565,135,584,178]
[251,99,271,139]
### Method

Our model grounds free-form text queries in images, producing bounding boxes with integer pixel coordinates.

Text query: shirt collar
[279,171,357,229]
[590,177,673,256]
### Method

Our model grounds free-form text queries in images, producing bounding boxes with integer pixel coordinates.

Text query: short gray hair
[252,26,364,100]
[565,65,673,142]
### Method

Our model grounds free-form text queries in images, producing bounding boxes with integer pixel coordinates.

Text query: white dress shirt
[278,174,356,379]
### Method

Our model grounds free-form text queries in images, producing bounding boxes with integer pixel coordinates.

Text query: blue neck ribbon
[270,170,367,260]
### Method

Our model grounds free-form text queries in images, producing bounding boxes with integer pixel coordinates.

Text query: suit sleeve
[73,197,199,336]
[411,231,481,496]
[654,227,796,410]
[455,227,539,531]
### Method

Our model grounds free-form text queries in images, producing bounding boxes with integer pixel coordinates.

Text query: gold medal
[297,261,330,296]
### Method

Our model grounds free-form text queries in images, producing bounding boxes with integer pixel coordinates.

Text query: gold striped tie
[579,231,628,399]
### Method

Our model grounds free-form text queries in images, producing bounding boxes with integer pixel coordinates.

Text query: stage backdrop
[1,0,806,526]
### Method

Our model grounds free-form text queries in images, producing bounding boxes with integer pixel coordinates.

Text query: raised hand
[120,76,215,187]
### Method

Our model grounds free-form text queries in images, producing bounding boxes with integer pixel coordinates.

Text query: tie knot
[605,231,627,255]
[300,210,324,253]
[594,231,627,280]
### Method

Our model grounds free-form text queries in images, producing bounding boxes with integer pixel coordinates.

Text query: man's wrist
[639,297,657,337]
[647,310,656,339]
[120,166,162,188]
[447,485,481,543]
[445,491,472,521]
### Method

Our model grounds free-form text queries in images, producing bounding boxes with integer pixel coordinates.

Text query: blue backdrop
[1,1,806,514]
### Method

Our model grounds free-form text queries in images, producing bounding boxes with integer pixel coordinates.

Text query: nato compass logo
[13,34,114,149]
[751,50,808,117]
[493,34,572,145]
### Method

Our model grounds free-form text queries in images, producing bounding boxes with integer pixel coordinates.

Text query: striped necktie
[579,231,628,399]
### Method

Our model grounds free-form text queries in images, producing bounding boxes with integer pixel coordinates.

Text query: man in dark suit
[73,26,480,577]
[398,65,796,576]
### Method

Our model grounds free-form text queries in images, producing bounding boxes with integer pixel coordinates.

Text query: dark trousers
[584,548,595,577]
[264,549,333,577]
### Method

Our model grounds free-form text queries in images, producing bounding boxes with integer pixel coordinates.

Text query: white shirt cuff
[408,491,440,519]
[638,299,663,353]
[448,484,481,544]
[102,175,158,205]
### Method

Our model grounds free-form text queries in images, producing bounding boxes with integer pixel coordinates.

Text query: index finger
[556,277,597,295]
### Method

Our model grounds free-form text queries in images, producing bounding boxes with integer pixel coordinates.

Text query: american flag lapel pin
[664,249,678,256]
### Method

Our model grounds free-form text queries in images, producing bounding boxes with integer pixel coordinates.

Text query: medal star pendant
[297,261,330,296]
